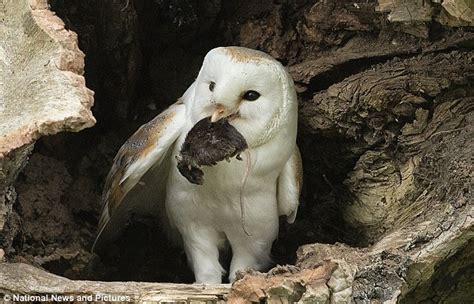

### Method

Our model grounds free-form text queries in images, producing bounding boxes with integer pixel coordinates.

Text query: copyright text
[3,293,131,302]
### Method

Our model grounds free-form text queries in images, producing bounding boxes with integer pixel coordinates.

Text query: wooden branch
[0,263,230,303]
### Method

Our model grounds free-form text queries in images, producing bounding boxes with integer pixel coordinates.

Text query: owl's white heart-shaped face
[188,47,297,148]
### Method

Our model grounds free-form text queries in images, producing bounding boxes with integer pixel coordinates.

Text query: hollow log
[0,0,473,303]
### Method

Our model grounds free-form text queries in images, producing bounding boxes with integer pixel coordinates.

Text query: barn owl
[93,46,302,284]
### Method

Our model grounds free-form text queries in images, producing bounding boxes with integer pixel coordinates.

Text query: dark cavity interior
[7,0,366,282]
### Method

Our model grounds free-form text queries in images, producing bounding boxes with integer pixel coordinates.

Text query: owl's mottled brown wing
[277,146,303,223]
[92,101,186,251]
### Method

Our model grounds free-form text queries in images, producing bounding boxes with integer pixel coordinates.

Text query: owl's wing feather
[277,146,303,223]
[92,101,186,251]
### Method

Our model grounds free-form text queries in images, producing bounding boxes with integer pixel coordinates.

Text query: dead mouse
[176,116,248,185]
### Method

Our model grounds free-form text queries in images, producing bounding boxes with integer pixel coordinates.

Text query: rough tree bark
[0,0,94,258]
[230,49,473,303]
[0,0,472,303]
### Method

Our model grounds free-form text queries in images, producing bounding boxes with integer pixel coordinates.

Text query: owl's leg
[227,236,273,282]
[182,228,225,284]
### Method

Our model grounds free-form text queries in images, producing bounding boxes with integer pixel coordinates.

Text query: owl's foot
[192,251,225,284]
[183,229,226,284]
[228,246,272,282]
[190,247,225,284]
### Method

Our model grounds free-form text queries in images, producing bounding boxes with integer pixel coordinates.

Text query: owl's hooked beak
[211,104,238,122]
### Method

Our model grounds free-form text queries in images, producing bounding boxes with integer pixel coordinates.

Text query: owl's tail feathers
[91,225,109,254]
[91,228,106,253]
[91,205,130,253]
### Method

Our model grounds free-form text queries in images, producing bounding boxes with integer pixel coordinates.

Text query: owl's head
[188,47,297,148]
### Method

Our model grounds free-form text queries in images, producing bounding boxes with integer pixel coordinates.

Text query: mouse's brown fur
[177,117,248,185]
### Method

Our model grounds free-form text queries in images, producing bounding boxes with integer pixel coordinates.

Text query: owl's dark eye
[243,90,260,101]
[209,81,216,92]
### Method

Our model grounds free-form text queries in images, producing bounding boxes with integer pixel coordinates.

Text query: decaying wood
[440,0,474,26]
[0,0,95,245]
[377,0,474,37]
[228,260,357,303]
[0,0,94,155]
[0,263,230,303]
[377,0,433,22]
[289,31,474,86]
[229,204,472,303]
[378,0,474,25]
[0,0,472,303]
[230,50,473,303]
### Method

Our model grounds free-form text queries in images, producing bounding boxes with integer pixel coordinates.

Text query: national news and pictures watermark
[2,293,131,302]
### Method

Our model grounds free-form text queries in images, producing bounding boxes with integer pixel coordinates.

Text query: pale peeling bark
[0,0,95,155]
[0,0,94,254]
